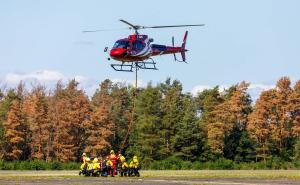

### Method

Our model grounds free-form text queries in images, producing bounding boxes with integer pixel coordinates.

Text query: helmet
[93,158,98,163]
[120,155,125,162]
[82,152,86,156]
[110,150,115,154]
[133,156,138,163]
[86,157,91,162]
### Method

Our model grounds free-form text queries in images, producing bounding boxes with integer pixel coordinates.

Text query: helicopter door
[131,40,144,55]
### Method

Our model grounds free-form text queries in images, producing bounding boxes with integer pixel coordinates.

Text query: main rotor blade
[119,19,139,30]
[82,28,129,33]
[143,24,205,29]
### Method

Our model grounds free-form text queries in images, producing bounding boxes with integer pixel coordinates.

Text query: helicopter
[84,19,204,72]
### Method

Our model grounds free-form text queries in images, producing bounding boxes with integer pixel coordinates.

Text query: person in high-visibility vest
[129,155,140,177]
[119,155,129,177]
[79,153,89,176]
[106,156,114,177]
[91,158,101,176]
[79,157,92,176]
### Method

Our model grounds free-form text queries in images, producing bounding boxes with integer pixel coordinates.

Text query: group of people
[79,150,140,177]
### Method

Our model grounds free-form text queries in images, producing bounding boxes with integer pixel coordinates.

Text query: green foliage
[128,84,164,161]
[0,160,80,170]
[294,140,300,160]
[173,95,204,161]
[146,158,300,170]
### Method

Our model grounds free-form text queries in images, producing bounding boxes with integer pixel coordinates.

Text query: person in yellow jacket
[79,157,92,176]
[129,155,140,177]
[119,155,129,177]
[106,156,114,177]
[79,153,89,175]
[91,158,101,176]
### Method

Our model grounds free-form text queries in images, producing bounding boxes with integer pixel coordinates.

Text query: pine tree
[207,82,251,158]
[0,89,17,159]
[127,83,163,165]
[248,90,276,162]
[51,80,90,162]
[110,84,132,152]
[28,86,51,160]
[85,80,115,157]
[172,94,203,161]
[287,80,300,160]
[270,77,292,156]
[196,86,223,123]
[3,82,29,160]
[160,79,184,158]
[288,80,300,139]
[224,82,252,160]
[195,87,223,160]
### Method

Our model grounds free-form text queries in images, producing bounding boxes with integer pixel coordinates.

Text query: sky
[0,0,300,99]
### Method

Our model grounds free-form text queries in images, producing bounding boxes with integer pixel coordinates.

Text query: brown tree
[51,80,90,162]
[248,90,275,162]
[288,80,300,139]
[85,80,115,157]
[207,82,251,156]
[3,82,29,160]
[27,86,51,160]
[270,77,292,154]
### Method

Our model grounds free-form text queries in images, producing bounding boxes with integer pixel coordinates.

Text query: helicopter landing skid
[111,58,158,72]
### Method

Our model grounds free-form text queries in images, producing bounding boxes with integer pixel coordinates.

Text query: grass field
[1,170,300,185]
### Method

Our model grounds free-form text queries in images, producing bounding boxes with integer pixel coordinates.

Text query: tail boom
[150,31,188,62]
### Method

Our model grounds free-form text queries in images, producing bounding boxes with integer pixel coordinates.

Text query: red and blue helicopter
[84,19,204,72]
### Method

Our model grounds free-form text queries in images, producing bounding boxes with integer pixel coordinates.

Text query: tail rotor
[172,31,188,63]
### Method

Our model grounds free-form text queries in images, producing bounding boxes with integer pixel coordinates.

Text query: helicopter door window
[132,41,144,50]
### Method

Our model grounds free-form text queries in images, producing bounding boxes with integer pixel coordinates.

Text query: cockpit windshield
[113,40,129,49]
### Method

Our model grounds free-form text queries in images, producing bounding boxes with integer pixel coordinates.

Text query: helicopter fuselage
[109,34,186,62]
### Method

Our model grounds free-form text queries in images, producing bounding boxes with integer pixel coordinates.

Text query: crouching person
[79,153,88,176]
[91,158,101,177]
[106,157,114,177]
[100,157,108,177]
[119,155,129,177]
[129,156,140,177]
[80,157,93,176]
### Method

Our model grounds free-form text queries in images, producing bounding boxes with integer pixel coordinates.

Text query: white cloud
[0,70,146,97]
[1,70,95,94]
[247,83,275,101]
[4,70,65,84]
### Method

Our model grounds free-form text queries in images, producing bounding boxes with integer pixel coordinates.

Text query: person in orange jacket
[108,150,119,175]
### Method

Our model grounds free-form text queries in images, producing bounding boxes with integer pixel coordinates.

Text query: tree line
[0,77,300,166]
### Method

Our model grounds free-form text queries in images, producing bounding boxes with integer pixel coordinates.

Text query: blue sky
[0,0,300,98]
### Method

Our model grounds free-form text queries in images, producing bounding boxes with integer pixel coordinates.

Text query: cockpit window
[113,40,129,49]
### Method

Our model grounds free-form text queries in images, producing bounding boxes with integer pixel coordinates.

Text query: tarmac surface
[0,170,300,185]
